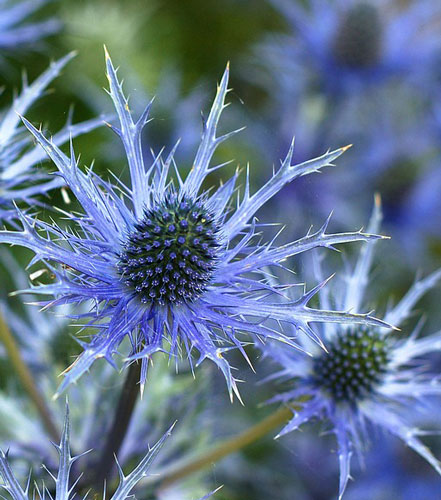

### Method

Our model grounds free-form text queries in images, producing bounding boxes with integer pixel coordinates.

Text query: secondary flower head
[0,0,60,56]
[269,0,441,95]
[0,49,388,398]
[0,53,104,222]
[0,405,216,500]
[266,197,441,499]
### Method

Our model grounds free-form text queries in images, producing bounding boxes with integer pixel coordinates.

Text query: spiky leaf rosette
[0,50,389,398]
[0,53,105,222]
[265,198,441,499]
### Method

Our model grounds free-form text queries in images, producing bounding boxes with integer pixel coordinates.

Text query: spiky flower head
[0,53,104,222]
[0,0,60,56]
[265,197,441,499]
[0,404,216,499]
[0,49,388,398]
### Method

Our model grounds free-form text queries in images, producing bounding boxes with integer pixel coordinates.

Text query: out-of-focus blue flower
[0,0,60,56]
[0,405,216,499]
[344,439,441,500]
[265,197,441,499]
[399,97,441,249]
[401,160,441,245]
[0,49,389,399]
[243,0,441,254]
[0,53,104,222]
[268,0,441,96]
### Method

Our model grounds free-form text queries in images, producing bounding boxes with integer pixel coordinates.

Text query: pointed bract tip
[103,44,110,60]
[340,144,353,153]
[226,61,230,70]
[374,192,382,207]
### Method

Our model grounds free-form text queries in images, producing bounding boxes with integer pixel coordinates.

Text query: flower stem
[91,361,142,490]
[0,310,59,442]
[146,406,292,489]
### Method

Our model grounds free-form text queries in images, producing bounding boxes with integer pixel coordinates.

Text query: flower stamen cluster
[313,327,390,402]
[118,194,220,306]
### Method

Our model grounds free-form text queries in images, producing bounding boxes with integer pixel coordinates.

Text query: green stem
[145,406,292,489]
[0,310,59,442]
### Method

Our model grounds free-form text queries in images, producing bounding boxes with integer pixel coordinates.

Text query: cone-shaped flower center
[313,328,389,402]
[333,3,382,68]
[118,194,220,306]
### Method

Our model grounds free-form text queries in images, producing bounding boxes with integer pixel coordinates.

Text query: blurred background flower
[241,0,441,271]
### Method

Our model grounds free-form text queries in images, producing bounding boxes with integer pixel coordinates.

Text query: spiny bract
[0,405,215,500]
[0,49,388,398]
[0,53,104,222]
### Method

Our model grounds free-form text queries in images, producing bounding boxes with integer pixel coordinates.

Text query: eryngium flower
[0,52,104,222]
[0,0,60,54]
[0,405,216,500]
[268,0,441,94]
[0,49,387,398]
[266,197,441,499]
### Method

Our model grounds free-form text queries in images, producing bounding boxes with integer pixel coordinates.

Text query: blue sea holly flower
[266,197,441,499]
[0,52,104,222]
[269,0,441,95]
[0,405,216,499]
[0,0,60,56]
[0,49,388,398]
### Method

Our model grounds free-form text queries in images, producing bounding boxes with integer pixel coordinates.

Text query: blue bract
[0,53,104,222]
[266,197,441,499]
[0,405,215,500]
[0,0,60,55]
[0,50,389,398]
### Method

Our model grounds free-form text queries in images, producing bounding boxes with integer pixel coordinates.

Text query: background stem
[90,361,142,490]
[147,406,292,489]
[0,310,59,442]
